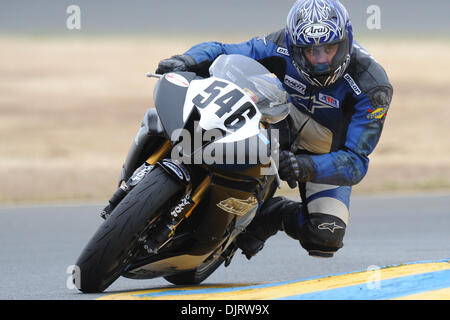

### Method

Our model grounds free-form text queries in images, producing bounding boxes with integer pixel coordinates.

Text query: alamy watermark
[66,265,81,290]
[66,4,381,32]
[367,5,382,30]
[170,123,280,176]
[366,265,381,290]
[66,5,81,30]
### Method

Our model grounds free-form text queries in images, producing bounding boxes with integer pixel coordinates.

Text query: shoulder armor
[266,29,287,48]
[256,29,289,81]
[346,44,393,108]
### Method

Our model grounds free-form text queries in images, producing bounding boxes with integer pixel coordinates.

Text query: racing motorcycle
[74,54,291,293]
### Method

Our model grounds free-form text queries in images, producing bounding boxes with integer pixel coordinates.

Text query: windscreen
[209,54,288,109]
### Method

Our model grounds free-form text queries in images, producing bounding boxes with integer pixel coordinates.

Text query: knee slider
[298,213,346,258]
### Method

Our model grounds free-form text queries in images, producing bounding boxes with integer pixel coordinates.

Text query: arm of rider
[156,34,278,77]
[278,150,316,188]
[155,54,198,74]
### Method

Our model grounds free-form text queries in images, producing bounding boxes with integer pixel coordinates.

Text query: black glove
[278,150,316,188]
[155,54,197,74]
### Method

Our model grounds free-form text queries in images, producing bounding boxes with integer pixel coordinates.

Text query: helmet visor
[290,38,349,77]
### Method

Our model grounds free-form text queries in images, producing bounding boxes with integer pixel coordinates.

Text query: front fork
[101,140,172,219]
[101,140,211,251]
[143,175,211,253]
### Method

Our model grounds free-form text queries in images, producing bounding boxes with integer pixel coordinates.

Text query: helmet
[285,0,353,87]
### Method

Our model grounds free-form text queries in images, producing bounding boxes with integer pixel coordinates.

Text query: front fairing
[153,71,198,142]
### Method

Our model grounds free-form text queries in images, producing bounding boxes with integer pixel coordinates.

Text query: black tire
[164,255,226,285]
[74,166,183,293]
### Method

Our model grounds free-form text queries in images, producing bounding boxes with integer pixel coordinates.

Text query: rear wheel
[74,166,183,293]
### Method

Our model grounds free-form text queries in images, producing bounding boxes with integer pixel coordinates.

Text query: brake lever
[146,72,163,79]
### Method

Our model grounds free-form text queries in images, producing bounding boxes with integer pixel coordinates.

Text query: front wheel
[74,166,184,293]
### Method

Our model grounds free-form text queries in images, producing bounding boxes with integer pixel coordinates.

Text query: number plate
[184,77,262,143]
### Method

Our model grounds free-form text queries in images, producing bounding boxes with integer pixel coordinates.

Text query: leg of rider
[236,196,303,259]
[234,117,297,258]
[284,182,351,258]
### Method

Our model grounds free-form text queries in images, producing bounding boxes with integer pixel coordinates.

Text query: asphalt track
[0,193,449,300]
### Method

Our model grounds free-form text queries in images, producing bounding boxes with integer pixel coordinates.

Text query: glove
[278,150,316,188]
[155,54,197,74]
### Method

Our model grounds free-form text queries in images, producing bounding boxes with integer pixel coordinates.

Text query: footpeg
[224,244,238,267]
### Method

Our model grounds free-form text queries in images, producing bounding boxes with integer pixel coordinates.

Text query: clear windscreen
[209,54,288,109]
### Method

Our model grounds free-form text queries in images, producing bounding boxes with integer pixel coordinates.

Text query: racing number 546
[192,80,257,130]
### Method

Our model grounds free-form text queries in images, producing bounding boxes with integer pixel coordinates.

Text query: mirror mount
[259,103,291,124]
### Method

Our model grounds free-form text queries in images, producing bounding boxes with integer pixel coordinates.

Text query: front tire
[74,166,183,293]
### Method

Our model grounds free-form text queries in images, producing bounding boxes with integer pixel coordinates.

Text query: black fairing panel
[153,72,198,142]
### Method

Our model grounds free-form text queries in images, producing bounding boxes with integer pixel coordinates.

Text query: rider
[118,0,393,259]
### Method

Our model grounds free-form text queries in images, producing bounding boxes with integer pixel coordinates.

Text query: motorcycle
[74,54,291,293]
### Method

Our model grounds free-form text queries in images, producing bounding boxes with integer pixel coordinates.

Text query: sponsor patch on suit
[276,47,290,56]
[284,75,307,94]
[318,93,340,108]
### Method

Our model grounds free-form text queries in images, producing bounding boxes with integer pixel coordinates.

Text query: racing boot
[100,108,165,219]
[235,196,303,259]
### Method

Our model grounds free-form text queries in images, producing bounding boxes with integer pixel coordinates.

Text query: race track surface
[0,193,449,300]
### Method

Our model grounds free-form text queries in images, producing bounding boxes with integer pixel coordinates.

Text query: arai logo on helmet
[303,24,330,38]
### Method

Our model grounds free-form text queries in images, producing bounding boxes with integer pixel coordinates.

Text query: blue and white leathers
[184,30,393,188]
[180,30,393,233]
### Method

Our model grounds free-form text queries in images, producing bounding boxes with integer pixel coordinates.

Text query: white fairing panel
[184,77,262,143]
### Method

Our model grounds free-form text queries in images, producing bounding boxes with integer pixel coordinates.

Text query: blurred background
[1,0,449,204]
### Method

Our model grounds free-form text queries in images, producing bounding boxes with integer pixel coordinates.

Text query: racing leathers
[159,29,393,258]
